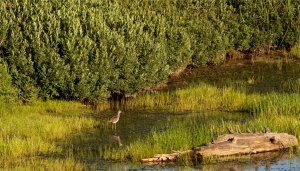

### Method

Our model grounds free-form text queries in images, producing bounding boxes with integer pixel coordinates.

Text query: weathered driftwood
[141,132,298,163]
[195,133,298,157]
[140,150,192,163]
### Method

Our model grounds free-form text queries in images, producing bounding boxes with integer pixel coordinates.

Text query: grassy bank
[1,82,300,167]
[1,74,300,167]
[127,82,300,116]
[0,100,98,169]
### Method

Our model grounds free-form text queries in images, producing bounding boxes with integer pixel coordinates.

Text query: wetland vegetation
[105,61,300,162]
[1,0,300,170]
[1,60,300,170]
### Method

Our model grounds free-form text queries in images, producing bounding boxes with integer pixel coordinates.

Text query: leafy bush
[0,59,18,103]
[0,0,300,102]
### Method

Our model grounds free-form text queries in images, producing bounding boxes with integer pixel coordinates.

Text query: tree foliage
[0,59,18,103]
[0,0,300,102]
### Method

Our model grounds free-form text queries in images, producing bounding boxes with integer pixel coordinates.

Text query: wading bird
[108,110,122,129]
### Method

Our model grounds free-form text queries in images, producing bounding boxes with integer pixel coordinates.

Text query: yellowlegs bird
[108,110,121,129]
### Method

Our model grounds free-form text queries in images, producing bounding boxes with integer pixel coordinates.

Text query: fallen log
[140,150,192,163]
[141,132,298,163]
[195,133,298,157]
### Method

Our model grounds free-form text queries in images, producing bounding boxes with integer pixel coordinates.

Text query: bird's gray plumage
[109,110,121,124]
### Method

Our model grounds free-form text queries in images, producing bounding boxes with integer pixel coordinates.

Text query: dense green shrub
[0,0,300,102]
[0,59,18,103]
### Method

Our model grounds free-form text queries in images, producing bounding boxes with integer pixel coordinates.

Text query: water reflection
[56,107,300,171]
[167,61,300,94]
[110,135,123,147]
[200,151,299,171]
[93,61,300,170]
[100,154,300,171]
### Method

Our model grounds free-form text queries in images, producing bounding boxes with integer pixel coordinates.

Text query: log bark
[140,150,191,163]
[141,132,298,163]
[194,133,298,157]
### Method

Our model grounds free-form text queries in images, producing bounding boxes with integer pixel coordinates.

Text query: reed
[127,82,300,116]
[127,83,249,111]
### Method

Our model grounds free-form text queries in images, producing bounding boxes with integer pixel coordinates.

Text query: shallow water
[65,109,300,170]
[53,60,300,170]
[168,60,300,94]
[101,156,300,171]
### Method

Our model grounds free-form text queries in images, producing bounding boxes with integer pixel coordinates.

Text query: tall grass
[127,83,250,111]
[127,82,300,116]
[2,82,300,167]
[4,158,87,171]
[0,100,98,169]
[106,82,300,162]
[103,112,300,163]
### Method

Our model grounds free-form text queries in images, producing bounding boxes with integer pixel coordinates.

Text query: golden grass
[0,100,97,169]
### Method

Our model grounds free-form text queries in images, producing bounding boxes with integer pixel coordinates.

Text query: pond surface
[71,60,300,170]
[70,109,300,171]
[168,60,300,94]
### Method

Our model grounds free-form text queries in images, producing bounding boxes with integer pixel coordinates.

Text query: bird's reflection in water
[110,135,123,147]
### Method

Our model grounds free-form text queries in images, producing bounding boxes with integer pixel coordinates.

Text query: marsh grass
[101,111,250,161]
[4,157,87,171]
[104,111,300,163]
[290,43,300,59]
[127,82,300,116]
[127,83,250,112]
[3,80,300,167]
[105,82,300,163]
[0,100,98,169]
[281,78,300,93]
